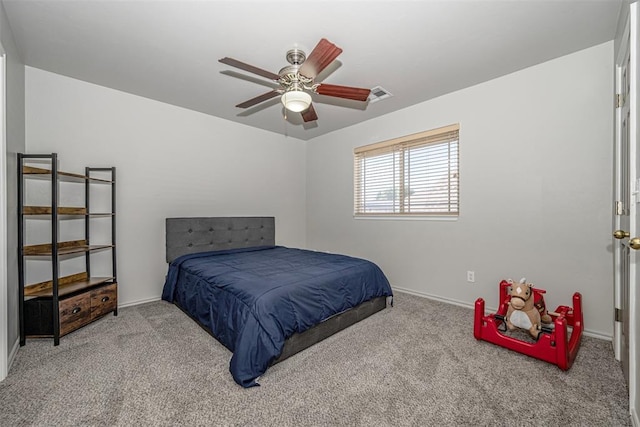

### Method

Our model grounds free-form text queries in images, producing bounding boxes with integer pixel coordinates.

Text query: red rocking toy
[474,280,583,370]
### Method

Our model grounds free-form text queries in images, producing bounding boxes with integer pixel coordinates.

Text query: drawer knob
[72,307,81,314]
[101,296,110,303]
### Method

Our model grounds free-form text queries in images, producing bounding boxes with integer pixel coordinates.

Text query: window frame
[353,123,460,219]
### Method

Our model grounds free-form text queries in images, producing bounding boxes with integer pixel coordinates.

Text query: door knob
[613,230,640,249]
[614,230,630,239]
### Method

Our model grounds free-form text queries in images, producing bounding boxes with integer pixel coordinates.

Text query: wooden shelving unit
[18,153,117,346]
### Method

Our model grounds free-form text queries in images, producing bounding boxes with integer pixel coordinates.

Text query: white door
[614,23,631,384]
[614,3,638,423]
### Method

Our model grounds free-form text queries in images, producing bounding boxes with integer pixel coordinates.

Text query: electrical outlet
[467,271,475,283]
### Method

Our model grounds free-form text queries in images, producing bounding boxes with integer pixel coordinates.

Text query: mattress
[162,245,393,387]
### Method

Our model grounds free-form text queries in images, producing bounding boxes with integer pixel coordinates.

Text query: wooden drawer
[25,283,117,338]
[90,283,117,319]
[59,292,91,336]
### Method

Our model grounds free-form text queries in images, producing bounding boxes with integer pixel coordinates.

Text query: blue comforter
[162,246,393,387]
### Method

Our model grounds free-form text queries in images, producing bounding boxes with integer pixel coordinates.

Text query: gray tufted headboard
[165,217,275,263]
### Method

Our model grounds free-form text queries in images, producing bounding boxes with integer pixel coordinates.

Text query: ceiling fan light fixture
[281,90,312,113]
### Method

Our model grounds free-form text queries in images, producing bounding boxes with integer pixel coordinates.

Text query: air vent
[368,86,393,103]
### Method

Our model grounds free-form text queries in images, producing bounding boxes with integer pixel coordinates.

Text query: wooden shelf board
[25,271,88,295]
[23,206,87,215]
[22,166,113,183]
[23,240,114,256]
[22,206,113,216]
[25,276,116,298]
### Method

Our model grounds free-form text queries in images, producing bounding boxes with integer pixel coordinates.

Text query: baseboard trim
[581,329,614,341]
[7,337,19,375]
[393,287,613,341]
[118,296,161,309]
[118,289,614,340]
[632,407,638,427]
[395,286,482,310]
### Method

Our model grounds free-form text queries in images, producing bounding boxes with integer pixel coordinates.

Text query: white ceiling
[2,0,623,141]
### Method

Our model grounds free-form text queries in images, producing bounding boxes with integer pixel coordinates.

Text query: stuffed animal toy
[505,278,542,338]
[512,278,553,324]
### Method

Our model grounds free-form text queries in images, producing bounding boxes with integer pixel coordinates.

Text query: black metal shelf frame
[18,153,117,346]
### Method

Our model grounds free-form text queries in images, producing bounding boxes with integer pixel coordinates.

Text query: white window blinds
[354,124,459,216]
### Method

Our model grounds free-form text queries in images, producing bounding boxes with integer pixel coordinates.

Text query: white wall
[25,68,307,306]
[307,42,615,337]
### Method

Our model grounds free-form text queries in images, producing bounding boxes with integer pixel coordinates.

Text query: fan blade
[236,90,280,108]
[298,38,343,79]
[301,104,318,122]
[315,84,371,101]
[219,57,280,81]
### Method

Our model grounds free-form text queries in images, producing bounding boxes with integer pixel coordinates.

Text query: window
[354,124,459,217]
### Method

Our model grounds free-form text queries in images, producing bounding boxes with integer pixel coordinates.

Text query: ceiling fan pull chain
[283,92,288,120]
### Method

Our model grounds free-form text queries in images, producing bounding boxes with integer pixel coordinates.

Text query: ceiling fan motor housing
[285,48,306,66]
[278,48,315,94]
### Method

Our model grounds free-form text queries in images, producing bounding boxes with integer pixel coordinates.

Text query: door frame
[630,3,639,423]
[0,47,7,381]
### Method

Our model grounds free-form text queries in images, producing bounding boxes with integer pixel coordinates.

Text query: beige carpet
[0,291,630,426]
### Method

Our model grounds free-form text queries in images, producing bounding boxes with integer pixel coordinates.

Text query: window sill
[353,215,458,221]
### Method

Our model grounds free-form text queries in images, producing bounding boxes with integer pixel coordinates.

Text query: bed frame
[165,216,388,365]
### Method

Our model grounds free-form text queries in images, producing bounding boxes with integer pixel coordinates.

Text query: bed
[161,217,393,387]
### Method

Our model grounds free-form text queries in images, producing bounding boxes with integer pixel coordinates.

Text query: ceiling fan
[219,38,371,122]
